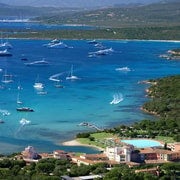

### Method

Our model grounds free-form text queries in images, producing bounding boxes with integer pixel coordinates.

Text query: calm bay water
[0,21,96,31]
[0,38,179,154]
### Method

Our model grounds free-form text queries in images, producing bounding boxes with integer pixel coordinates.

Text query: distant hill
[35,1,180,27]
[0,4,82,18]
[0,0,161,8]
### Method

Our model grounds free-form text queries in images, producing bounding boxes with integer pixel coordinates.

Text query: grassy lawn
[76,132,116,149]
[155,136,175,143]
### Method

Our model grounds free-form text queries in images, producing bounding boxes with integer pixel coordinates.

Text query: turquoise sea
[0,38,179,154]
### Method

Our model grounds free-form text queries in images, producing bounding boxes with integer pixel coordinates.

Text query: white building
[105,145,134,162]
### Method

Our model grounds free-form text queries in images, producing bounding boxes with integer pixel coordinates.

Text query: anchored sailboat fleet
[0,33,13,56]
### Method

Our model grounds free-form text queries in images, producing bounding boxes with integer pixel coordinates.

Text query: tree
[104,167,122,180]
[11,165,21,176]
[36,162,55,174]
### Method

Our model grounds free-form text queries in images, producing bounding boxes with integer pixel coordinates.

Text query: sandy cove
[62,139,104,151]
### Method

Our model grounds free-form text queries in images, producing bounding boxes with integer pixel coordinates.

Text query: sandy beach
[62,139,104,151]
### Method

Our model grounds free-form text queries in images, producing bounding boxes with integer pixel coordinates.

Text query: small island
[160,48,180,60]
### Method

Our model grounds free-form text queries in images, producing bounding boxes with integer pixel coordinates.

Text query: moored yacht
[0,49,12,56]
[25,59,49,66]
[33,82,44,90]
[0,42,13,49]
[33,75,44,90]
[16,107,34,112]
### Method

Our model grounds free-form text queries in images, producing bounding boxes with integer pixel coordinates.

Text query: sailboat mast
[71,65,73,76]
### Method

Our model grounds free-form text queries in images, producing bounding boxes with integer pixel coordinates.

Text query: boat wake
[110,93,123,105]
[19,118,31,126]
[49,72,64,82]
[0,109,10,116]
[16,118,31,134]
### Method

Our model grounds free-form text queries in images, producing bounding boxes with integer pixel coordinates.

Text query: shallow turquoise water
[0,39,179,154]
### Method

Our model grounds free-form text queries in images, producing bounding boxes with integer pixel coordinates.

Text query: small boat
[16,107,34,112]
[0,119,5,123]
[1,70,13,84]
[20,54,28,61]
[25,60,49,66]
[54,83,64,88]
[17,93,23,104]
[0,33,12,49]
[88,48,114,57]
[66,65,79,80]
[43,39,68,49]
[0,49,12,56]
[51,38,60,44]
[33,82,44,90]
[0,42,13,49]
[87,40,98,44]
[33,75,44,90]
[54,77,64,88]
[48,41,68,49]
[115,67,131,72]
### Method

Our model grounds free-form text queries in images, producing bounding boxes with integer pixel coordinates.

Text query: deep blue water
[0,38,179,154]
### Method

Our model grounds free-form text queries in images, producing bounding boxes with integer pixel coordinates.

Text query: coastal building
[105,145,134,162]
[138,147,180,162]
[71,153,111,166]
[21,146,40,160]
[167,143,180,152]
[135,167,160,177]
[53,150,71,160]
[61,174,103,180]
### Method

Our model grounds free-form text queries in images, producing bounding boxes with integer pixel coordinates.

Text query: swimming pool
[121,139,163,148]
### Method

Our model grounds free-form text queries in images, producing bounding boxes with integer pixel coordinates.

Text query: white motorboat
[25,59,49,66]
[33,75,44,90]
[0,49,12,56]
[33,82,44,90]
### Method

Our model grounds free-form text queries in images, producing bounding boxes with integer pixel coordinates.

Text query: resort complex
[11,141,179,179]
[0,0,179,179]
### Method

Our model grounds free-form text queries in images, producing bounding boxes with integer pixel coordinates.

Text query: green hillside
[35,1,180,27]
[0,4,81,18]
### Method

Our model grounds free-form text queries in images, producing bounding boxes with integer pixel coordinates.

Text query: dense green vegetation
[113,75,180,141]
[1,25,180,40]
[1,1,180,40]
[77,75,180,142]
[0,3,80,17]
[0,157,179,179]
[35,1,180,28]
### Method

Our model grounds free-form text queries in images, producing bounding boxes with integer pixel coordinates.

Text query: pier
[78,122,103,131]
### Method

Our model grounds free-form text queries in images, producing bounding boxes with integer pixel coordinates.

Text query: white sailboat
[17,92,23,104]
[1,70,13,83]
[0,33,12,49]
[66,65,79,80]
